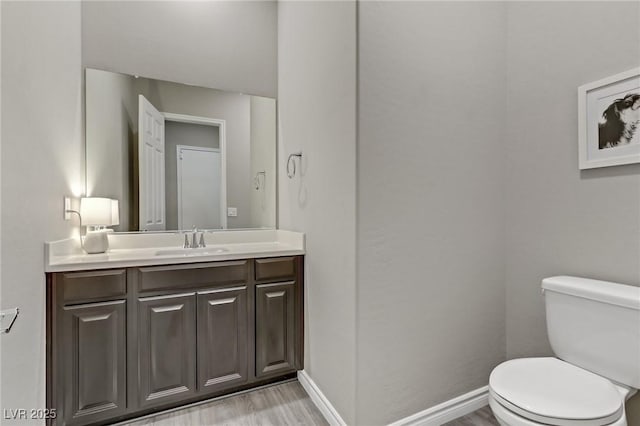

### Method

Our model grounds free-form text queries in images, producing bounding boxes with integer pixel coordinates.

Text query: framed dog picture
[578,68,640,169]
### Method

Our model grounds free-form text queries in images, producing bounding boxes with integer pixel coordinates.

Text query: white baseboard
[389,386,489,426]
[298,370,488,426]
[297,370,347,426]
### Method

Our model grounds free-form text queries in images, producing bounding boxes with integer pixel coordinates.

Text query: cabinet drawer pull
[198,285,247,295]
[139,292,195,302]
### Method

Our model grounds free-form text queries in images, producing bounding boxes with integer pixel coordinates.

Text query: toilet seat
[488,396,627,426]
[489,358,624,426]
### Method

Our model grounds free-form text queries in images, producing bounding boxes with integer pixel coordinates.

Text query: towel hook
[254,171,266,190]
[287,152,303,179]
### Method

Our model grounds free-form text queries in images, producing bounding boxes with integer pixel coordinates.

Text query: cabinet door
[138,293,196,408]
[61,300,126,425]
[197,286,248,393]
[255,282,295,377]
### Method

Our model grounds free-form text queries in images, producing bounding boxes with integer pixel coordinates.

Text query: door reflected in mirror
[86,68,276,232]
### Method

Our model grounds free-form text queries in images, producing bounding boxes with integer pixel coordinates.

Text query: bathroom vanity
[45,230,304,426]
[44,64,295,425]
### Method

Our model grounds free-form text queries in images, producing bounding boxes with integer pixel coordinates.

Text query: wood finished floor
[442,406,499,426]
[123,380,328,426]
[123,380,498,426]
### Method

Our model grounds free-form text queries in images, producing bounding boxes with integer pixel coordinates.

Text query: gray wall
[3,2,639,424]
[85,68,137,231]
[165,121,220,230]
[0,2,276,420]
[278,1,357,423]
[1,1,83,421]
[81,1,277,98]
[504,1,640,420]
[250,96,277,228]
[357,2,507,423]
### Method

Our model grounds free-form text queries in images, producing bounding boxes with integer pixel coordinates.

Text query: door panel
[177,146,222,230]
[139,94,165,231]
[255,282,295,377]
[62,300,126,425]
[138,293,196,408]
[197,286,248,393]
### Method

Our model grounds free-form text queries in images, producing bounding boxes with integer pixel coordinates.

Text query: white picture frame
[578,67,640,170]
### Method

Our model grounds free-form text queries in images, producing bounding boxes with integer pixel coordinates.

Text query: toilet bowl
[488,357,634,426]
[488,276,640,426]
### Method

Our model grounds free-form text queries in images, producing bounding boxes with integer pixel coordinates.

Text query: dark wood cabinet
[137,293,197,408]
[197,286,248,393]
[47,255,303,426]
[60,300,127,425]
[255,282,296,377]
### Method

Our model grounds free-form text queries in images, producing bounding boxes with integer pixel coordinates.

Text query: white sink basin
[155,247,229,257]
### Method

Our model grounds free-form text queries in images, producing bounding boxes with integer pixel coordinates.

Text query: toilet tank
[543,276,640,389]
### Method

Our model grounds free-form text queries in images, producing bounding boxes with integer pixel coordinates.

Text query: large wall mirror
[85,68,276,232]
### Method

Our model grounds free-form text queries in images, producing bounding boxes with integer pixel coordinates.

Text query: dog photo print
[579,68,640,169]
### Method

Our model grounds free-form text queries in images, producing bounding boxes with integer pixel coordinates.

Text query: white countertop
[45,229,305,272]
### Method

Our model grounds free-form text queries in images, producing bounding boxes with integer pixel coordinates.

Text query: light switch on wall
[227,207,238,217]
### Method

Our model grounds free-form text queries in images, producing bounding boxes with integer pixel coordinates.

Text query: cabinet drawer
[255,257,296,282]
[136,261,249,293]
[60,269,127,304]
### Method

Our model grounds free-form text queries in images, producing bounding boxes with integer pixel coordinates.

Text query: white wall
[504,1,640,421]
[0,2,82,423]
[356,2,507,423]
[277,1,357,423]
[81,1,277,98]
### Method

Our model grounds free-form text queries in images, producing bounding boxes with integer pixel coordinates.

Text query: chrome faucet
[192,228,198,248]
[183,227,206,249]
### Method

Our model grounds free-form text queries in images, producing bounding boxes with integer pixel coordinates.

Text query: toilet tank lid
[542,276,640,310]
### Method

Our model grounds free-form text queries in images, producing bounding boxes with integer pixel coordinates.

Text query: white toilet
[489,276,640,426]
